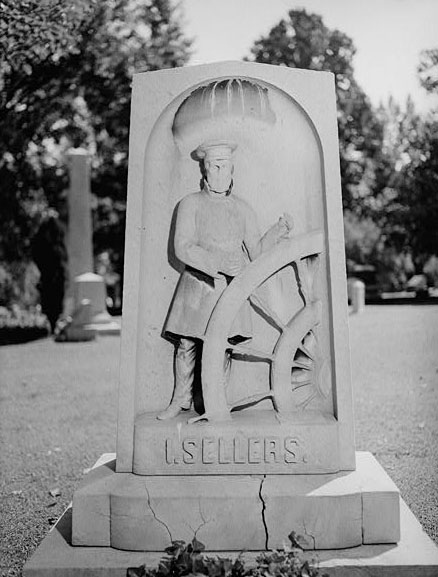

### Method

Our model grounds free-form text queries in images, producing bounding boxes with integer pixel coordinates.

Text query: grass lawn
[1,305,437,576]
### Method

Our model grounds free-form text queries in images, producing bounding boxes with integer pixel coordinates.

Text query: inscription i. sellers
[165,435,305,465]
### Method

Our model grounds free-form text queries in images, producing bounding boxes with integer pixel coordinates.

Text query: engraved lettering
[165,438,181,464]
[234,436,246,463]
[264,437,281,463]
[202,437,215,463]
[248,437,262,463]
[165,438,174,464]
[183,438,197,464]
[218,437,232,464]
[284,437,298,463]
[166,435,305,467]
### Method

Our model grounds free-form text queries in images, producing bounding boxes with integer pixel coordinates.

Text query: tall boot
[157,338,197,420]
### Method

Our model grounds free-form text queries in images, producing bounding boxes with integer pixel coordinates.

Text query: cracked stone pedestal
[71,452,401,551]
[23,453,438,576]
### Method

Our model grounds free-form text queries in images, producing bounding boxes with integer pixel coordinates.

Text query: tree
[247,10,438,287]
[392,120,438,269]
[367,50,438,276]
[0,0,192,281]
[247,9,385,215]
[418,48,438,94]
[0,0,92,263]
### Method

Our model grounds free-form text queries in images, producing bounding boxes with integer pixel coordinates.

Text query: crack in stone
[258,475,269,550]
[302,519,316,549]
[144,483,173,544]
[186,500,211,538]
[86,509,110,518]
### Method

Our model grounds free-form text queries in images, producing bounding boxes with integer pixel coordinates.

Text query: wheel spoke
[249,293,286,332]
[230,391,274,411]
[291,379,312,390]
[231,343,273,361]
[292,359,312,370]
[296,391,317,409]
[298,343,315,360]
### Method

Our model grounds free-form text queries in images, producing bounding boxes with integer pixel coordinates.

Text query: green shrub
[0,261,40,308]
[423,255,438,287]
[127,535,328,577]
[0,305,50,345]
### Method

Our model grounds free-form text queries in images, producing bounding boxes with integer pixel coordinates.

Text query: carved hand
[277,212,294,239]
[261,212,294,253]
[219,252,245,277]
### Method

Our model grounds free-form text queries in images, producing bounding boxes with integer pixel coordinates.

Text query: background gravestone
[63,148,120,336]
[64,148,94,315]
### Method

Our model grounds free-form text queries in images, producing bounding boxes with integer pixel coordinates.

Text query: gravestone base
[74,274,121,335]
[23,470,438,577]
[71,452,399,552]
[86,319,121,335]
[56,325,96,342]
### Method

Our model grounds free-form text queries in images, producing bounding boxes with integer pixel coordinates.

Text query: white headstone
[351,279,366,314]
[73,273,120,334]
[117,62,355,474]
[68,62,401,553]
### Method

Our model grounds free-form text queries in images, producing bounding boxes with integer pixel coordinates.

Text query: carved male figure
[159,141,292,420]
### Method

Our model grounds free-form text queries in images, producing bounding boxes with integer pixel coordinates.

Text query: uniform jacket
[164,186,260,341]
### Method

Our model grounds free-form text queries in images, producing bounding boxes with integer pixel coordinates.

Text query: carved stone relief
[158,78,330,424]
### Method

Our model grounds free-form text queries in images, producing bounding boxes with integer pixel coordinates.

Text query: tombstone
[24,62,438,574]
[63,149,120,335]
[64,148,94,314]
[72,61,397,549]
[73,273,120,333]
[351,279,366,313]
[54,299,96,342]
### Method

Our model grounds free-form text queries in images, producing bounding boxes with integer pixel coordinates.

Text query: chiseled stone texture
[110,474,265,551]
[72,456,116,546]
[117,62,355,474]
[133,410,340,475]
[263,452,399,550]
[71,452,400,552]
[262,476,362,549]
[24,498,438,576]
[360,451,401,544]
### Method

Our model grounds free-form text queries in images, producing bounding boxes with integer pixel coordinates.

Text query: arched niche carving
[133,75,333,420]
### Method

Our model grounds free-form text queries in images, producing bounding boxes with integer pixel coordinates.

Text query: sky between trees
[183,0,438,113]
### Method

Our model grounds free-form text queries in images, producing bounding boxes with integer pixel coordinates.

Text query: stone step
[72,451,399,551]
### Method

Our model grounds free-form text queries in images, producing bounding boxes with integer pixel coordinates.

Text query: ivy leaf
[164,540,186,556]
[288,531,304,550]
[126,567,146,577]
[192,537,206,553]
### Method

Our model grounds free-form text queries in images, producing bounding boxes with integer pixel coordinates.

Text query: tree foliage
[247,9,385,215]
[418,48,438,94]
[248,10,438,286]
[374,87,438,273]
[0,0,192,272]
[392,119,438,267]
